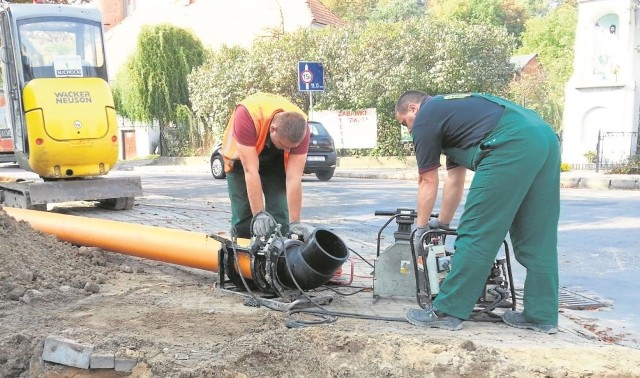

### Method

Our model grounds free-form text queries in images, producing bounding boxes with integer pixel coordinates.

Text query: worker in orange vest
[220,92,313,240]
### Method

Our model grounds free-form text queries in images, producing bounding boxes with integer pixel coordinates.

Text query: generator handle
[374,209,440,257]
[375,214,399,257]
[374,209,439,218]
[374,210,414,217]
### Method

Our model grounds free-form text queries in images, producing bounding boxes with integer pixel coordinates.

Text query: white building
[562,0,640,165]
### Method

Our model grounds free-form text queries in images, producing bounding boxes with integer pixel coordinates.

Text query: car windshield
[18,17,107,82]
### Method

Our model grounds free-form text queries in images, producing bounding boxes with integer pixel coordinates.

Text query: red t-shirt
[232,105,310,154]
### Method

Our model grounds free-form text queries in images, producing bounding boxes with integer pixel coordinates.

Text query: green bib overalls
[432,94,561,326]
[226,140,290,238]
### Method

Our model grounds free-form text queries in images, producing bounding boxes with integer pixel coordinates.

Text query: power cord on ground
[218,227,408,327]
[218,227,507,328]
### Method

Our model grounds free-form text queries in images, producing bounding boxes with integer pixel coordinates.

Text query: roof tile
[307,0,347,26]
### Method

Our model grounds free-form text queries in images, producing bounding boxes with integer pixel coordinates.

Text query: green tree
[188,46,252,144]
[507,67,561,127]
[321,0,377,22]
[369,0,426,22]
[113,24,206,156]
[517,1,577,130]
[189,18,514,156]
[310,19,513,155]
[323,0,426,23]
[521,0,577,17]
[428,0,527,41]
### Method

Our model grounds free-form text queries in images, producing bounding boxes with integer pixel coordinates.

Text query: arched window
[590,13,620,83]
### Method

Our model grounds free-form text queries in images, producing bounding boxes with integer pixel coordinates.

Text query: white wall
[312,109,378,149]
[117,116,159,159]
[561,0,640,164]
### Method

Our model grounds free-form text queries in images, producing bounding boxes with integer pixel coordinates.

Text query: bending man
[395,91,560,334]
[221,92,312,240]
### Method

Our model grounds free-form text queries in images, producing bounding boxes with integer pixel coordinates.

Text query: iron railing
[595,130,639,173]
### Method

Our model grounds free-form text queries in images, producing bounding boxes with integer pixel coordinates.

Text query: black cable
[280,244,338,325]
[218,227,338,324]
[280,245,407,327]
[224,227,506,327]
[224,225,338,325]
[347,247,374,268]
[288,308,407,324]
[314,286,370,296]
[467,287,511,322]
[228,227,289,313]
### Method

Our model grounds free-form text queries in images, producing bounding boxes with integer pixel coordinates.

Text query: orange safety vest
[221,92,307,173]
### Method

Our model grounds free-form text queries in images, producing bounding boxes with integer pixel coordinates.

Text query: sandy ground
[2,206,640,377]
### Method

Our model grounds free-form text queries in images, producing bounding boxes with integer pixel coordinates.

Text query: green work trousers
[226,147,290,238]
[433,96,561,326]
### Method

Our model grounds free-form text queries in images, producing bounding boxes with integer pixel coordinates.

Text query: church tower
[562,0,640,165]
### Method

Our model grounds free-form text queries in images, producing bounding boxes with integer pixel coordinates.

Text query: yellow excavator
[0,3,141,210]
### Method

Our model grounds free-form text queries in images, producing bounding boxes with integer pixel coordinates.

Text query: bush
[560,162,572,172]
[607,155,640,174]
[188,18,515,157]
[583,150,597,164]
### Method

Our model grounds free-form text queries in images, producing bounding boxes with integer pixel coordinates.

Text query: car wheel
[315,168,334,181]
[211,154,226,179]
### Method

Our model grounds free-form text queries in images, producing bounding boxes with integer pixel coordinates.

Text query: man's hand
[413,226,428,251]
[251,211,276,237]
[289,222,313,241]
[428,218,451,230]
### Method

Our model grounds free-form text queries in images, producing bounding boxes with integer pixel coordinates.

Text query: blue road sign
[298,61,324,92]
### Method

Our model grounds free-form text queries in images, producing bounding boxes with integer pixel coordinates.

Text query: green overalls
[432,94,561,326]
[226,140,290,238]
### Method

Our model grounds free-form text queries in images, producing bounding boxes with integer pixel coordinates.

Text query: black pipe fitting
[278,228,349,290]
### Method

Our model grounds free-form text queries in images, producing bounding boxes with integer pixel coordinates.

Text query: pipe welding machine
[372,209,516,317]
[211,225,349,301]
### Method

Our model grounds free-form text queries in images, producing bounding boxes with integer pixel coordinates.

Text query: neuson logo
[54,91,92,104]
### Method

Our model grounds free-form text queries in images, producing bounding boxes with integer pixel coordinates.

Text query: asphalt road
[1,163,639,345]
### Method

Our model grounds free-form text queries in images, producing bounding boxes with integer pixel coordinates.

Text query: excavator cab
[0,4,141,211]
[0,4,118,179]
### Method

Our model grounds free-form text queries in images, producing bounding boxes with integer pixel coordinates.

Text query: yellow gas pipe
[4,207,253,279]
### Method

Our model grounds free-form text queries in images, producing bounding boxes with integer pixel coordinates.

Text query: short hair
[274,112,307,144]
[395,90,429,113]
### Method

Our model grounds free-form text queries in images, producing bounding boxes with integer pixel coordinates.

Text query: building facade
[562,0,640,165]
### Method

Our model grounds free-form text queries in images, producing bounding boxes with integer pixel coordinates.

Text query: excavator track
[0,176,142,210]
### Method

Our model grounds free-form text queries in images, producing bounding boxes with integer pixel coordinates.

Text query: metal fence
[595,130,639,173]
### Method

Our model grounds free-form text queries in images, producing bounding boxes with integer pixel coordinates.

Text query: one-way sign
[298,61,324,92]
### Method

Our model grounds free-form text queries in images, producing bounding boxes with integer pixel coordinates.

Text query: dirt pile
[0,206,117,376]
[2,206,640,377]
[0,206,111,303]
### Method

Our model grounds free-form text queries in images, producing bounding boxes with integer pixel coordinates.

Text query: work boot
[502,310,558,334]
[405,307,463,331]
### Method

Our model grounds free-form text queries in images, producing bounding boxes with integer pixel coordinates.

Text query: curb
[334,170,419,181]
[334,170,640,190]
[560,176,639,190]
[114,158,640,191]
